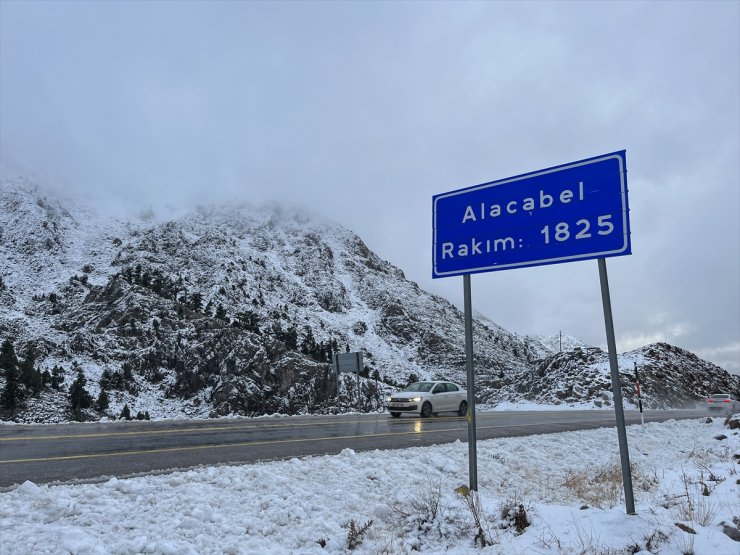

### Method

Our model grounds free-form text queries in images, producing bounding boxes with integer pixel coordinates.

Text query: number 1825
[540,214,614,243]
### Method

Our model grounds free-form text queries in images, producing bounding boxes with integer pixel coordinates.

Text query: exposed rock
[675,522,696,535]
[727,415,740,430]
[720,521,740,542]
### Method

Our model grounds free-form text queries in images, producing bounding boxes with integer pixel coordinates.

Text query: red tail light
[722,399,730,403]
[707,399,714,403]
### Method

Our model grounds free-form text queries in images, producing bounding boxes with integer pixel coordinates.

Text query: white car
[386,381,468,418]
[706,393,740,413]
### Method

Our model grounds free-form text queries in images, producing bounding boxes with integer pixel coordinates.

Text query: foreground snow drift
[1,418,738,554]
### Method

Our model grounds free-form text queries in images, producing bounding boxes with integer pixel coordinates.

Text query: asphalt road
[0,408,710,489]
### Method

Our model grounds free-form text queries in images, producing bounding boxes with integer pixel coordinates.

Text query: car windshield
[710,394,730,400]
[403,382,434,393]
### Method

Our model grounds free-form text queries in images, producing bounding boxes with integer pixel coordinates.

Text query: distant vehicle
[706,393,740,413]
[386,381,468,418]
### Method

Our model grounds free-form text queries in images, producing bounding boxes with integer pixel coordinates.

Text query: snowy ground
[1,417,738,555]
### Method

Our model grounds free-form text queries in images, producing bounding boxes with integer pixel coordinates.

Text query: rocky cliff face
[484,342,739,410]
[1,179,737,422]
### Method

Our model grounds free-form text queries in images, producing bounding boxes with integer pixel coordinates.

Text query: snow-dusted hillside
[1,179,738,422]
[532,332,592,355]
[489,343,740,411]
[0,181,538,421]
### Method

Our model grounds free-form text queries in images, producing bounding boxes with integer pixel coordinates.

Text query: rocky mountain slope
[1,179,738,422]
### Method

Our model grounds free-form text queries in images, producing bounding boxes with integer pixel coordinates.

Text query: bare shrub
[643,529,669,552]
[563,461,653,508]
[409,481,443,524]
[455,485,492,547]
[695,461,725,485]
[669,473,719,528]
[497,493,530,534]
[388,480,446,536]
[563,463,623,508]
[489,452,506,465]
[346,518,373,550]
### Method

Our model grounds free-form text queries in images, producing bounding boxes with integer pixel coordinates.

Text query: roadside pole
[463,274,478,491]
[635,362,644,429]
[598,258,635,515]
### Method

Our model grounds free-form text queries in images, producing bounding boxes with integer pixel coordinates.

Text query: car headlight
[385,397,392,403]
[410,397,422,402]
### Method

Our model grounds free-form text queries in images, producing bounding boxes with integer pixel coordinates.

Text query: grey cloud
[1,1,737,372]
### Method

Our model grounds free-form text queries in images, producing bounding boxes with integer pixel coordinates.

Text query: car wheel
[390,412,401,418]
[458,400,468,417]
[420,402,433,418]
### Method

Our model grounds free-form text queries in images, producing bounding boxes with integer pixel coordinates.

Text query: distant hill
[1,179,738,422]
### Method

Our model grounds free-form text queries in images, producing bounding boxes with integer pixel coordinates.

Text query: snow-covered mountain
[1,179,738,422]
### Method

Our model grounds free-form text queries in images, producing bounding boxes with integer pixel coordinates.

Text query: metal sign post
[598,258,635,514]
[433,151,635,514]
[463,274,478,491]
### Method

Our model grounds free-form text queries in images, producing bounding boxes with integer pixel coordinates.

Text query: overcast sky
[1,1,738,374]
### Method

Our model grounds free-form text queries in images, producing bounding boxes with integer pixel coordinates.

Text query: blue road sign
[432,151,631,278]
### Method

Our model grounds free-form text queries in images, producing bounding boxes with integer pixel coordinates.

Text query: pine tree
[68,369,93,412]
[96,389,109,412]
[0,339,21,413]
[51,365,65,389]
[235,311,260,333]
[316,342,326,363]
[120,404,131,420]
[0,339,17,373]
[122,362,133,382]
[301,326,316,355]
[19,346,42,396]
[285,325,298,350]
[0,339,23,414]
[99,368,112,389]
[190,292,203,312]
[1,366,20,413]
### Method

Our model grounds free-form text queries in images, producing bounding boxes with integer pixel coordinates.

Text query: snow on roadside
[0,417,738,554]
